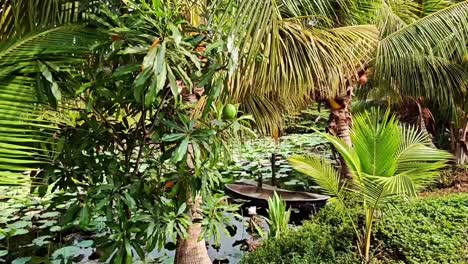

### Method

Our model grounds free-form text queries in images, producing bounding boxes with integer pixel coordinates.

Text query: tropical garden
[0,0,467,263]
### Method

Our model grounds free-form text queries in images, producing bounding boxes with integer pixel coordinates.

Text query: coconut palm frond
[0,26,100,186]
[290,109,451,202]
[289,155,343,197]
[375,2,468,107]
[351,110,401,177]
[419,0,454,16]
[377,0,420,36]
[0,0,97,41]
[223,0,379,134]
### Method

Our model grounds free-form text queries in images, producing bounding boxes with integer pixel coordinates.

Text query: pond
[0,133,332,263]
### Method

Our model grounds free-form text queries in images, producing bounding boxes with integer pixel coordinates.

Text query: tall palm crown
[223,0,467,133]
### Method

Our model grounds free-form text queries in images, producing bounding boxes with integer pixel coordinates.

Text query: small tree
[289,109,451,263]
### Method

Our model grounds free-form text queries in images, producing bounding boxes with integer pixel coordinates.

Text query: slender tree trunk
[175,142,211,264]
[328,85,353,178]
[328,86,353,146]
[454,120,468,165]
[363,209,374,264]
[175,196,211,264]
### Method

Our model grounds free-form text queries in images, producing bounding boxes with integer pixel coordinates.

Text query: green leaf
[52,246,80,259]
[50,226,61,232]
[79,205,90,228]
[32,235,52,247]
[12,257,32,264]
[76,240,94,248]
[11,228,29,236]
[172,137,189,163]
[40,211,60,219]
[8,220,31,229]
[177,203,186,215]
[161,133,185,142]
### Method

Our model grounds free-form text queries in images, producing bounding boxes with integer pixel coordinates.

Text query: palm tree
[219,0,379,135]
[0,0,104,186]
[289,109,452,262]
[222,0,467,147]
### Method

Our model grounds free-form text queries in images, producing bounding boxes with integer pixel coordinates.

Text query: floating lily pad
[11,228,29,236]
[76,240,94,248]
[32,235,52,247]
[8,220,32,229]
[12,257,32,264]
[50,226,62,232]
[52,245,81,259]
[40,211,60,219]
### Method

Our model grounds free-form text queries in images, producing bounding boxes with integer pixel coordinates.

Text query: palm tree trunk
[327,85,353,178]
[454,120,468,165]
[328,86,353,146]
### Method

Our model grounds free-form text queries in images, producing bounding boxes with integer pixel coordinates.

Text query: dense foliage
[0,0,467,263]
[377,194,468,264]
[290,110,452,261]
[242,194,468,264]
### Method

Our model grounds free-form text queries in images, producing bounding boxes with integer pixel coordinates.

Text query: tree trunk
[328,85,353,147]
[175,139,211,264]
[327,85,353,178]
[454,121,468,165]
[175,195,211,264]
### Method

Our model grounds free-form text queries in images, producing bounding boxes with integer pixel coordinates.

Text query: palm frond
[289,155,343,197]
[420,0,454,16]
[377,0,420,36]
[395,125,452,173]
[375,1,468,107]
[0,26,100,186]
[222,0,379,134]
[0,0,97,41]
[351,109,401,177]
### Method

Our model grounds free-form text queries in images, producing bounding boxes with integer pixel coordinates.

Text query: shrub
[241,201,360,264]
[242,194,468,264]
[376,194,468,264]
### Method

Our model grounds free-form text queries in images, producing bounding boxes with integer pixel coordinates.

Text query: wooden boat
[225,181,330,214]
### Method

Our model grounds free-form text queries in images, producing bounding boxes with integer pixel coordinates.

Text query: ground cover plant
[242,193,468,264]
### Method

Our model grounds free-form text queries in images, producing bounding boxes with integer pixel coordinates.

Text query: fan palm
[289,109,452,262]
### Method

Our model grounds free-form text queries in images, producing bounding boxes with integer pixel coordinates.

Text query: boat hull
[225,183,330,215]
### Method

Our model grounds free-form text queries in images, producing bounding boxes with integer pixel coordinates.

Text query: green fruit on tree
[223,104,237,120]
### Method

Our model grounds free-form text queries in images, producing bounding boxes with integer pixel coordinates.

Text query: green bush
[241,194,468,264]
[241,202,360,264]
[376,194,468,264]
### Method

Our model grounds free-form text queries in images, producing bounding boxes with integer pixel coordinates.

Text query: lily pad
[32,235,52,247]
[8,220,32,229]
[12,257,32,264]
[76,240,94,248]
[40,211,60,219]
[11,228,29,236]
[50,226,62,232]
[52,245,81,259]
